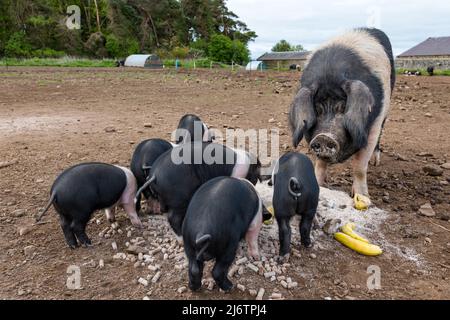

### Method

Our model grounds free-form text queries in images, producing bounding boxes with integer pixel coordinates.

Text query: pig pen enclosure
[0,67,449,300]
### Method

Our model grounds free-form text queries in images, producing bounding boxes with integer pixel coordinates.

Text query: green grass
[0,56,116,67]
[396,68,450,76]
[163,58,232,69]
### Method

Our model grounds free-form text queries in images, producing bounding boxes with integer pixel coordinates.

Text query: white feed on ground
[254,181,422,264]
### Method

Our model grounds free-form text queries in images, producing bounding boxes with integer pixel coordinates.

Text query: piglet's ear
[289,87,316,148]
[342,80,374,149]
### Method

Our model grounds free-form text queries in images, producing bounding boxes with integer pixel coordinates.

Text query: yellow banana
[264,206,275,225]
[334,232,382,256]
[341,223,369,243]
[354,193,371,211]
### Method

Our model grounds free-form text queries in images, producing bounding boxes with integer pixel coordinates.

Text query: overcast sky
[227,0,450,59]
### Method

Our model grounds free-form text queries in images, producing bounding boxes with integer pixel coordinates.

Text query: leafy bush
[5,31,32,57]
[33,48,65,58]
[171,46,190,59]
[106,34,139,58]
[207,34,249,65]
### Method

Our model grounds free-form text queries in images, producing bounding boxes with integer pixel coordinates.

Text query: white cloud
[227,0,450,59]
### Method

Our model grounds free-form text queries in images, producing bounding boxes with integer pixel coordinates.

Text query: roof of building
[257,51,310,61]
[398,37,450,57]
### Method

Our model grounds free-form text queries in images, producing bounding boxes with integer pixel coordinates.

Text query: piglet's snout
[310,134,340,160]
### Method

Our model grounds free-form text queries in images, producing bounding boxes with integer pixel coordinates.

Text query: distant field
[0,57,234,69]
[0,57,116,68]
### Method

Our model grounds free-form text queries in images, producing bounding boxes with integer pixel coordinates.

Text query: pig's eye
[316,103,324,115]
[334,101,345,113]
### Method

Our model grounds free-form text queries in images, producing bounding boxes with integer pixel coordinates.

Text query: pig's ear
[289,87,316,148]
[342,80,374,148]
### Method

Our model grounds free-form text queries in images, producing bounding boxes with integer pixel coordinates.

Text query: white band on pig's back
[238,178,263,225]
[231,149,251,179]
[114,166,137,206]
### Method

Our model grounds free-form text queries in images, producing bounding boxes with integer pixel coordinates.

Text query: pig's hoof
[218,280,233,292]
[276,254,290,264]
[189,282,202,292]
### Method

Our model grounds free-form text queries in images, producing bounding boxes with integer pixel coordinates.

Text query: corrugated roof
[398,37,450,57]
[257,51,310,61]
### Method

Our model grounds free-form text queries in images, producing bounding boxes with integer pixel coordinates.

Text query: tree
[208,34,249,65]
[272,40,305,52]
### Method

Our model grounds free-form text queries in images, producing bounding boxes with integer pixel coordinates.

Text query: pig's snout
[310,134,340,161]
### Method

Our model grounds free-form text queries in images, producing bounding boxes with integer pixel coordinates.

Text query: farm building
[124,54,163,68]
[257,51,310,70]
[396,37,450,70]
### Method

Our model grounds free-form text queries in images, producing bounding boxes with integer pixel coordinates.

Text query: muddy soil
[0,67,449,300]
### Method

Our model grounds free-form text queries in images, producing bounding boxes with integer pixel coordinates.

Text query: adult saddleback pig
[36,163,142,248]
[131,114,213,213]
[135,142,262,236]
[289,28,395,207]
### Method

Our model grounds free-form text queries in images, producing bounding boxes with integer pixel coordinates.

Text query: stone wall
[395,56,450,70]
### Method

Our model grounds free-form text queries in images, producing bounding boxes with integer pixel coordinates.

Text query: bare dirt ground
[0,67,449,300]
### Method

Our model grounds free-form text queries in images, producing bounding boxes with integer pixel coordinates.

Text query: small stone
[12,209,26,217]
[236,257,248,265]
[249,289,258,297]
[237,284,246,292]
[111,242,118,250]
[310,253,317,259]
[422,164,443,176]
[280,280,288,288]
[288,281,298,289]
[177,286,187,294]
[105,126,116,133]
[418,202,435,217]
[441,163,450,170]
[268,118,276,123]
[23,245,36,257]
[19,225,34,236]
[425,113,432,117]
[99,259,104,268]
[143,296,150,300]
[144,123,153,128]
[424,237,432,244]
[256,288,265,300]
[138,277,149,287]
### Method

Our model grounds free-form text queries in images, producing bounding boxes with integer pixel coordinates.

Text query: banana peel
[334,232,382,256]
[263,206,275,225]
[341,223,369,243]
[353,193,371,211]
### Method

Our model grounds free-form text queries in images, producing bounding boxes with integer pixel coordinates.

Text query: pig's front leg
[245,206,262,260]
[314,159,328,186]
[351,120,382,204]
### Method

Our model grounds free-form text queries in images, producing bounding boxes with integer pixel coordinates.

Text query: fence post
[210,61,213,70]
[193,60,196,69]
